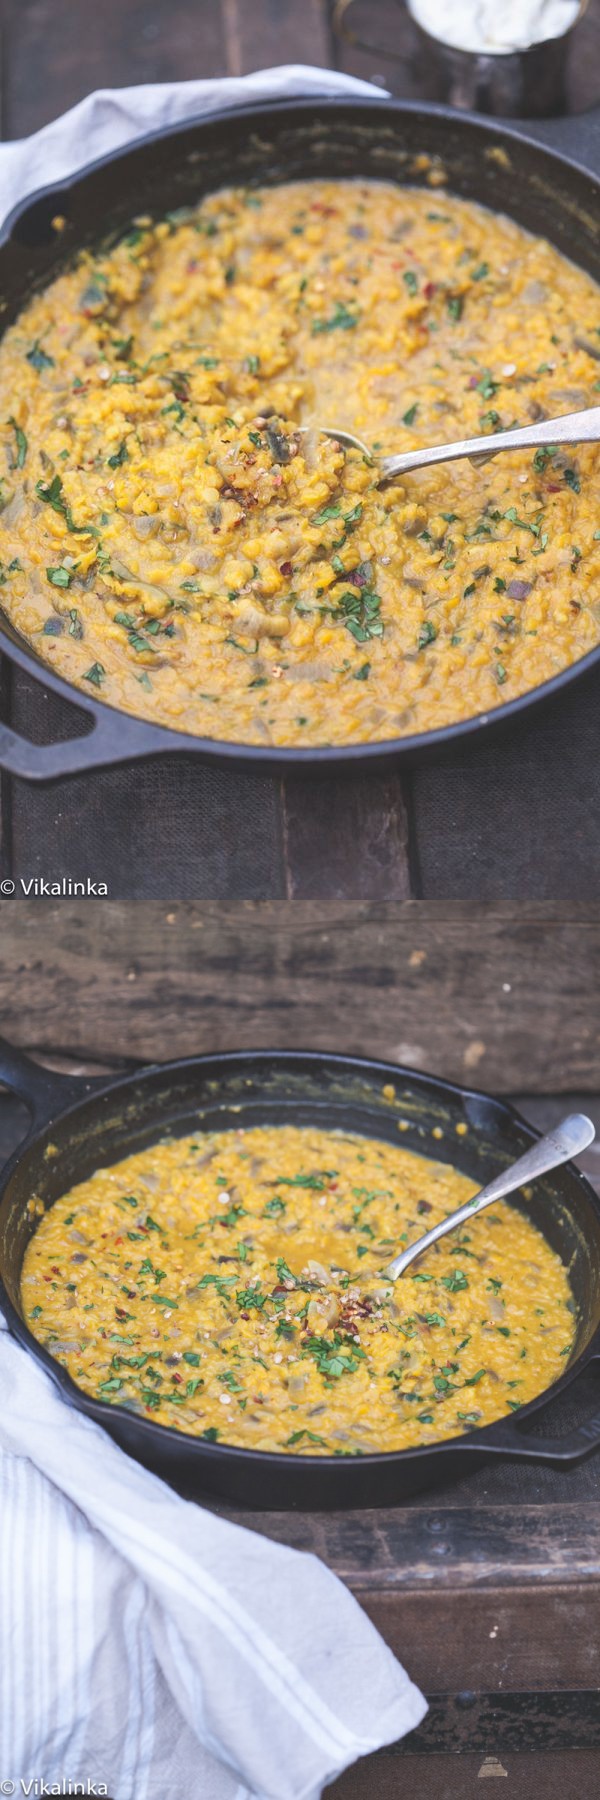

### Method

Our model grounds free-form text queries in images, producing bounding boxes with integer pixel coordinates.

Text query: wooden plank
[282,772,412,899]
[345,1594,600,1696]
[8,677,286,900]
[328,1749,600,1800]
[3,0,228,138]
[410,679,600,901]
[10,760,286,900]
[220,1503,600,1595]
[222,0,331,75]
[0,901,598,1089]
[354,1686,600,1753]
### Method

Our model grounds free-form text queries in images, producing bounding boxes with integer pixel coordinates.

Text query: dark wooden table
[2,899,600,1794]
[2,0,600,900]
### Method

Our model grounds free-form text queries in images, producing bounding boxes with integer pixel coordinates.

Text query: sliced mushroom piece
[301,1259,330,1286]
[306,1294,340,1331]
[233,605,290,640]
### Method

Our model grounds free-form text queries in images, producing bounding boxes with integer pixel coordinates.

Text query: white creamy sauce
[407,0,580,53]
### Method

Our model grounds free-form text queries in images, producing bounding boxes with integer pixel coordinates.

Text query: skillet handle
[0,706,179,781]
[476,1356,600,1466]
[0,1036,94,1125]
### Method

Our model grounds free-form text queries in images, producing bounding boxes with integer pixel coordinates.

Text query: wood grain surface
[330,1751,600,1800]
[0,900,598,1090]
[1,0,600,898]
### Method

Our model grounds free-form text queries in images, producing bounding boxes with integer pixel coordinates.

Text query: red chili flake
[424,281,437,301]
[115,1307,130,1320]
[328,1182,339,1191]
[240,1311,250,1319]
[546,483,561,492]
[42,1275,52,1283]
[171,1373,182,1384]
[51,1266,61,1275]
[114,1236,124,1245]
[279,561,293,577]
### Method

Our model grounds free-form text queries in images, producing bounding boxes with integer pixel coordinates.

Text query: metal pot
[334,0,590,118]
[1,1036,599,1508]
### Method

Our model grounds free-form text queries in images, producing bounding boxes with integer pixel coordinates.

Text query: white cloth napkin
[0,62,424,1800]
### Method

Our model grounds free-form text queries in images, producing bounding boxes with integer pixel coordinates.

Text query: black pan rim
[1,611,600,770]
[1,92,600,772]
[2,1042,598,1474]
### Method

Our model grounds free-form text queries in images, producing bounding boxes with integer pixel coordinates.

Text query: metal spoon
[313,405,600,481]
[382,1113,595,1282]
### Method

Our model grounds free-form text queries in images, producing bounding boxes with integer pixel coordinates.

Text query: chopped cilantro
[27,341,54,372]
[312,301,359,333]
[8,417,27,467]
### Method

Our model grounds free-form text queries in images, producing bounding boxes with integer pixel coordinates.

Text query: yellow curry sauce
[1,179,599,747]
[21,1124,574,1454]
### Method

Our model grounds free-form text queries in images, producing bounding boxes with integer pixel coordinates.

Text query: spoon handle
[383,1113,595,1281]
[380,405,600,480]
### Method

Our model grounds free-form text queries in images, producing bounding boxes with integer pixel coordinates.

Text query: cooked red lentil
[21,1123,574,1454]
[1,178,600,746]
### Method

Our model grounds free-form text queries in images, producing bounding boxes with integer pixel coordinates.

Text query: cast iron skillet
[1,1036,600,1509]
[0,96,600,781]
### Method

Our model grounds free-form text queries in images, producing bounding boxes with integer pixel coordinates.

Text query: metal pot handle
[473,1355,600,1465]
[0,1036,94,1125]
[0,706,184,781]
[332,0,410,59]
